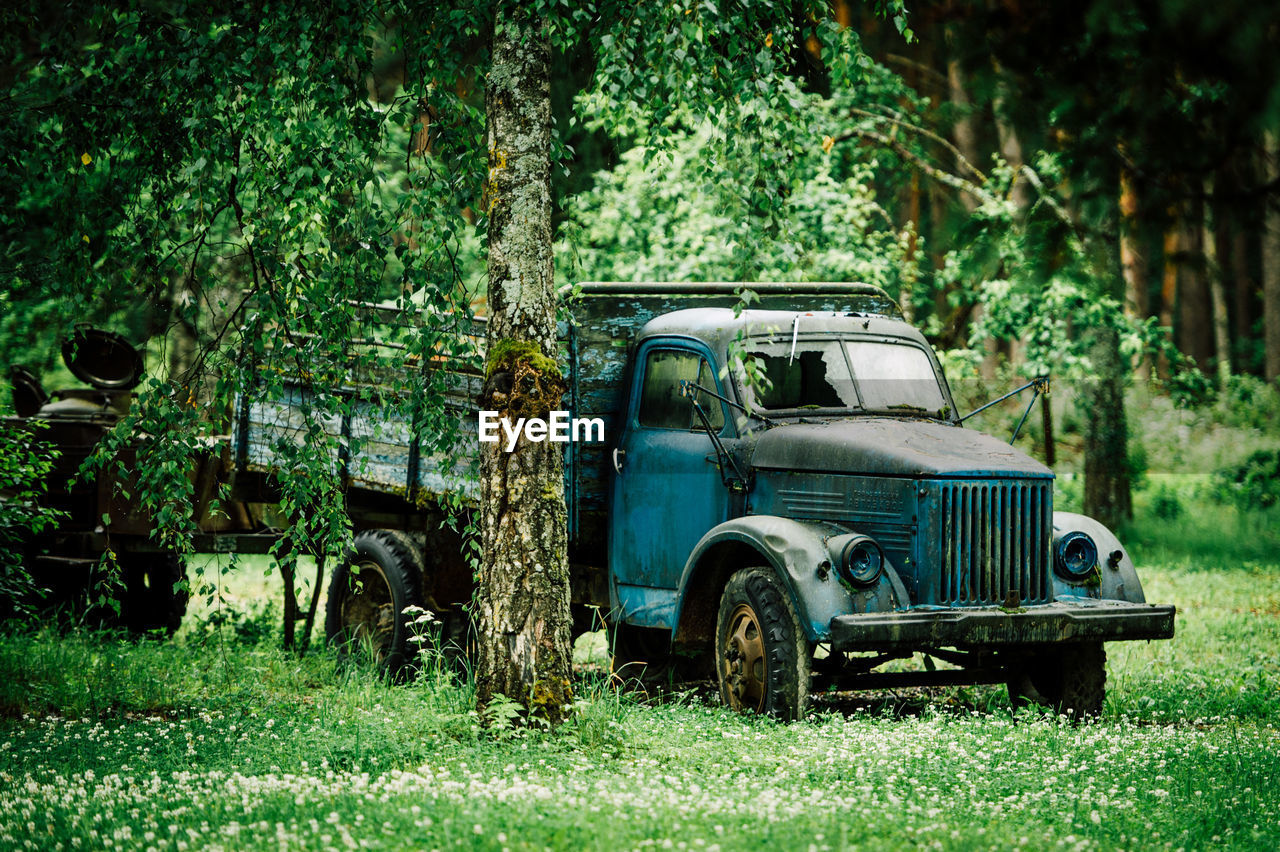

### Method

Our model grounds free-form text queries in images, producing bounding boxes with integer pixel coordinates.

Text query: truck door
[609,340,731,629]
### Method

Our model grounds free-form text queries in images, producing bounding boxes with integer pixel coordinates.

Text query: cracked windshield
[743,338,948,414]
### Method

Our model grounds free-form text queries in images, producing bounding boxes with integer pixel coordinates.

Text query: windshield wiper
[857,404,949,421]
[679,380,748,491]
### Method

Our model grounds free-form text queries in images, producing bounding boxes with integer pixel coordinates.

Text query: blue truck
[233,281,1175,718]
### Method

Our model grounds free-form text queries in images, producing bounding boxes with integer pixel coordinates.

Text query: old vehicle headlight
[838,536,883,588]
[1054,531,1098,581]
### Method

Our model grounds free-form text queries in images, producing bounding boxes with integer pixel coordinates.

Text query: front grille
[938,480,1052,605]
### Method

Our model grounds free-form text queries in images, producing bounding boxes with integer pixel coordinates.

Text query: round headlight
[838,536,883,588]
[1054,531,1098,580]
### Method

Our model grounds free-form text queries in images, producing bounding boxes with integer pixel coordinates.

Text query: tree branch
[835,125,998,208]
[850,106,988,184]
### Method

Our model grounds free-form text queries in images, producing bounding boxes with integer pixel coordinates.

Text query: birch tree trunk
[476,4,573,723]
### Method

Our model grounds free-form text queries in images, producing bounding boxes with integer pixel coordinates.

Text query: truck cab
[607,306,1174,718]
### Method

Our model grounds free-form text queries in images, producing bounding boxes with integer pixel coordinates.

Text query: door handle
[612,448,626,474]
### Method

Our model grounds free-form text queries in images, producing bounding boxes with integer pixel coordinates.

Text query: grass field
[1,481,1277,851]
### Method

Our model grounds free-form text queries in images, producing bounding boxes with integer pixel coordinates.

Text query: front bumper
[829,600,1176,651]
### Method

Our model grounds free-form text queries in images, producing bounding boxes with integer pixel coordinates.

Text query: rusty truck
[235,281,1175,718]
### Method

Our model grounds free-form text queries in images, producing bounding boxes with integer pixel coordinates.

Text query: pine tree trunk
[991,61,1027,367]
[1119,165,1150,378]
[1083,325,1133,528]
[1178,198,1214,374]
[944,31,980,215]
[1157,211,1179,379]
[1231,229,1255,346]
[944,27,996,377]
[992,59,1031,212]
[1083,237,1132,529]
[1203,177,1232,387]
[1264,130,1280,383]
[475,5,573,724]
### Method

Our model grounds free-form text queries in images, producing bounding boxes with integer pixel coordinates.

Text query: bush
[1149,484,1183,520]
[1214,449,1280,512]
[0,421,65,618]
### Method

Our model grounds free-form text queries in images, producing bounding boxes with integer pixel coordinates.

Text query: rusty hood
[748,418,1052,479]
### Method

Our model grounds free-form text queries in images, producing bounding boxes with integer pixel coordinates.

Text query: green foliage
[1130,377,1280,478]
[573,3,918,286]
[1213,450,1280,512]
[1149,485,1184,521]
[559,126,918,291]
[0,1,490,568]
[0,421,65,613]
[1127,475,1280,567]
[1,0,916,579]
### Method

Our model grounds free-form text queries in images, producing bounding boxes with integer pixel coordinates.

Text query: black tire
[609,621,682,690]
[715,566,811,721]
[383,529,475,674]
[118,552,188,636]
[1008,642,1107,718]
[325,530,424,678]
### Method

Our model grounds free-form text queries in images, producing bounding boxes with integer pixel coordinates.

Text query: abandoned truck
[2,328,202,633]
[232,281,1175,719]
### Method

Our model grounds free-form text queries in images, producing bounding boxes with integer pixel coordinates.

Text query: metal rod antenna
[1010,388,1040,445]
[957,375,1049,423]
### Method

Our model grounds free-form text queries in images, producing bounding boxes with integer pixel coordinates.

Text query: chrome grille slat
[938,480,1052,606]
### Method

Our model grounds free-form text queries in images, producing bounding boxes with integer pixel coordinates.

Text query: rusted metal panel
[829,602,1176,651]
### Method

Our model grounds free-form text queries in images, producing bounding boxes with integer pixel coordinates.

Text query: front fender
[1052,511,1146,603]
[673,516,909,644]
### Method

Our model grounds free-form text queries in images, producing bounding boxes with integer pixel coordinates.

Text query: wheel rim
[339,560,395,660]
[723,603,766,711]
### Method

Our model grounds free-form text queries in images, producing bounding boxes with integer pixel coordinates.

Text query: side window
[638,349,725,431]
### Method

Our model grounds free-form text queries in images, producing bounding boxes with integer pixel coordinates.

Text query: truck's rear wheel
[326,530,423,678]
[1008,641,1106,718]
[715,566,811,720]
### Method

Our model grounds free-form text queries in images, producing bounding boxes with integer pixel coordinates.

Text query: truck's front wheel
[1008,641,1106,718]
[715,566,811,720]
